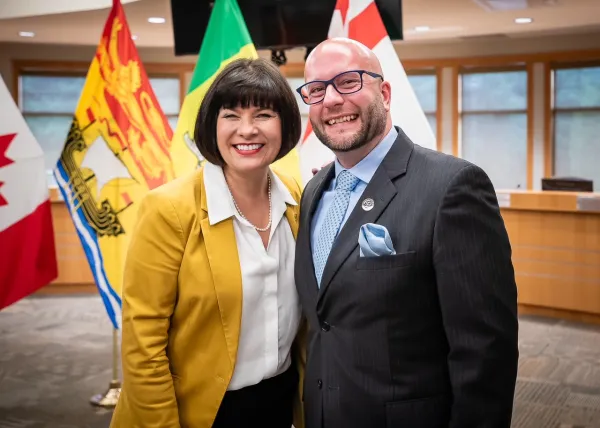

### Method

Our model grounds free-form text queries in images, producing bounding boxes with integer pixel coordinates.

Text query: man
[294,37,519,428]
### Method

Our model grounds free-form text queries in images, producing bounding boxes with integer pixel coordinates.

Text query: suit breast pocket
[356,251,416,270]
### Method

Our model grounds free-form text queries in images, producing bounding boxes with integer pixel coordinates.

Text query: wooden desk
[497,190,600,324]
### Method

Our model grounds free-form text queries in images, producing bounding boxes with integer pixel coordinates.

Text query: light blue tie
[313,170,360,287]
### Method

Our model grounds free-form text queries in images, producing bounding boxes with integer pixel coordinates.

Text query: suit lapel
[298,165,335,297]
[199,171,243,370]
[307,164,336,218]
[272,169,300,239]
[317,129,414,303]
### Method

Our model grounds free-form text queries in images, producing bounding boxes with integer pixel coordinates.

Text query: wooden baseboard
[35,283,97,295]
[518,304,600,325]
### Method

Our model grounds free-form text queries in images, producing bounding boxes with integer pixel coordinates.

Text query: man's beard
[312,99,387,153]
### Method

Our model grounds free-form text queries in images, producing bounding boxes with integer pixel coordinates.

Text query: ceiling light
[514,17,533,24]
[414,26,431,32]
[148,17,166,24]
[18,31,35,37]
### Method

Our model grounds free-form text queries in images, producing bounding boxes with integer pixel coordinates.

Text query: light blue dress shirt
[310,126,398,260]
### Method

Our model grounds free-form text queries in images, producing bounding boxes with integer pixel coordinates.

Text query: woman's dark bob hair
[194,58,302,166]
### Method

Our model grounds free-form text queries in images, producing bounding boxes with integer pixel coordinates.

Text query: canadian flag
[0,76,58,310]
[298,0,437,184]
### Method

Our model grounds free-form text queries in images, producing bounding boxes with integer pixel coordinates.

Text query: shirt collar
[203,162,296,226]
[334,126,398,185]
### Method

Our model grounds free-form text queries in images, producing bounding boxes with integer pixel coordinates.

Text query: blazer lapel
[317,129,414,303]
[285,203,299,239]
[199,172,243,370]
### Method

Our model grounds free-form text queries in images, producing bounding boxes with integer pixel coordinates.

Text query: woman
[110,58,305,428]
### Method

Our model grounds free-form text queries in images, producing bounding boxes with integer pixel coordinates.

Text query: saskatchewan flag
[170,0,302,184]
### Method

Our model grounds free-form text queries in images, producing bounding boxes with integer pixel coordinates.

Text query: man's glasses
[296,70,383,105]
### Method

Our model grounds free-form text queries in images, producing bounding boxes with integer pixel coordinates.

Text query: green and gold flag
[170,0,302,183]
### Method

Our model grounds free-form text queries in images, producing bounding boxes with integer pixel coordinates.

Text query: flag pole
[90,328,121,407]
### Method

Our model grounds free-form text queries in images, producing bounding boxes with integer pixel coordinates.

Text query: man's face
[304,50,389,154]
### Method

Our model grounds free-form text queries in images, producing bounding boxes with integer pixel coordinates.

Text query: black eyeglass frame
[296,69,384,105]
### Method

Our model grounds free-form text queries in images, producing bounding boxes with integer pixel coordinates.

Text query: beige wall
[393,30,600,60]
[3,30,600,94]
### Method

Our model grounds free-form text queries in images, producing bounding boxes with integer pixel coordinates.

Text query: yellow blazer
[110,167,305,428]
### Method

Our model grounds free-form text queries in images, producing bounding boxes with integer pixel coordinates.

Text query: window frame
[13,60,193,189]
[13,60,192,104]
[457,66,529,190]
[549,61,600,180]
[405,68,440,145]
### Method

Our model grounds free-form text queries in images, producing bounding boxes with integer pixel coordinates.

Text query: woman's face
[216,105,282,174]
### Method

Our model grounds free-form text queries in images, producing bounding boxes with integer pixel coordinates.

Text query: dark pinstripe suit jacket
[294,127,519,428]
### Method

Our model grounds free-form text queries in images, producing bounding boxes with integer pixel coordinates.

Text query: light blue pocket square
[358,223,396,257]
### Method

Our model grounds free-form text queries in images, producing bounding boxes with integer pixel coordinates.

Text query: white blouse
[203,162,301,391]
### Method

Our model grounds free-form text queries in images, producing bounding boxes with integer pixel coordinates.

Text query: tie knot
[335,170,360,192]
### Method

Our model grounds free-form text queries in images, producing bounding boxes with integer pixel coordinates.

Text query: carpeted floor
[0,295,599,427]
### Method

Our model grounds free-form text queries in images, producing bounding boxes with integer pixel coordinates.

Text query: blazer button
[321,321,330,332]
[317,379,323,389]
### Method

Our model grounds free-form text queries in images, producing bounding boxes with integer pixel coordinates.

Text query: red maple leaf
[0,133,16,168]
[0,181,7,206]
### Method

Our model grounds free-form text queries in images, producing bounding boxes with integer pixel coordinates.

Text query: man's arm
[433,164,519,428]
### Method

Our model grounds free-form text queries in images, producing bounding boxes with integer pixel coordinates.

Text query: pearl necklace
[228,174,272,232]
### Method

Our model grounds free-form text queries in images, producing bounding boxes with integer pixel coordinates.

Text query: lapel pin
[362,198,375,211]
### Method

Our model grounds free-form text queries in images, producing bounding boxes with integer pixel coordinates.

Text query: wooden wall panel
[49,199,94,287]
[47,186,600,324]
[500,192,600,320]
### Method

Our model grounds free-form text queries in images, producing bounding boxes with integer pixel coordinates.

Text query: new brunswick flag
[54,0,177,328]
[171,0,302,184]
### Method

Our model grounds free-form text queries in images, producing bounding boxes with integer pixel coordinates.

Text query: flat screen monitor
[169,0,403,56]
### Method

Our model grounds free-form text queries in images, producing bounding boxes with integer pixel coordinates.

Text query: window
[406,73,437,135]
[460,70,528,190]
[20,75,85,186]
[552,65,600,185]
[19,73,181,187]
[149,76,181,131]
